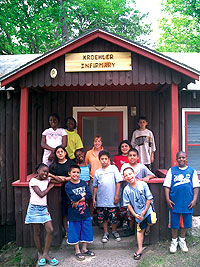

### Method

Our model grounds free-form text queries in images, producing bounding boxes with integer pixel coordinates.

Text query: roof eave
[0,28,199,87]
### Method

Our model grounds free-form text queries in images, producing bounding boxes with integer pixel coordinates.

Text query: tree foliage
[0,0,151,54]
[157,0,200,52]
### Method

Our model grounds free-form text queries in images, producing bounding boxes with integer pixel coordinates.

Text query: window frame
[182,108,200,171]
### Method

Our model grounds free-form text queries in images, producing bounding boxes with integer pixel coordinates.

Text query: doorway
[73,106,128,159]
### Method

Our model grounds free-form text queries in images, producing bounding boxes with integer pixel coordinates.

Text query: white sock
[172,238,178,242]
[179,237,185,242]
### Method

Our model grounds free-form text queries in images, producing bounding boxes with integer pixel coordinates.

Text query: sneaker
[178,239,188,252]
[120,228,135,237]
[169,239,178,253]
[122,221,129,230]
[112,231,121,242]
[102,232,109,243]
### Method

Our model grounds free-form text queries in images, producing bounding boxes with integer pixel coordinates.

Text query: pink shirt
[29,178,49,206]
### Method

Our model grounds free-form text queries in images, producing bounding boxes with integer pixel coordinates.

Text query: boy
[65,165,95,261]
[163,151,199,253]
[123,167,157,260]
[121,148,155,182]
[93,150,123,243]
[120,148,155,237]
[131,116,156,169]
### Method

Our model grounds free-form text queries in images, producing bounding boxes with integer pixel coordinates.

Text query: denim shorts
[25,203,52,224]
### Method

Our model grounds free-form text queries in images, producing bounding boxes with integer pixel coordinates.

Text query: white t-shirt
[29,178,50,206]
[131,128,156,165]
[42,128,67,166]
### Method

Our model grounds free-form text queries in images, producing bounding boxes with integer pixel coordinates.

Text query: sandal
[46,258,59,266]
[75,253,85,261]
[133,252,142,260]
[38,258,46,266]
[81,250,95,256]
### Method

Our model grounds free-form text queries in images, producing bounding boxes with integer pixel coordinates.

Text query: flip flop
[75,253,85,261]
[133,252,142,260]
[81,250,95,256]
[46,258,59,266]
[38,258,46,266]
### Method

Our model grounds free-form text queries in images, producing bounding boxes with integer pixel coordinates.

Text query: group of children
[25,115,199,265]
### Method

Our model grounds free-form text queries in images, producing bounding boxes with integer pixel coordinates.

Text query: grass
[0,241,35,267]
[138,235,200,267]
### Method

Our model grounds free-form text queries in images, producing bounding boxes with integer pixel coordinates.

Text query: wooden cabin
[0,29,200,247]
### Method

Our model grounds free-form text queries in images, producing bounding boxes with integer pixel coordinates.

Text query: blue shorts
[25,203,52,224]
[137,212,157,232]
[67,217,93,245]
[168,211,192,229]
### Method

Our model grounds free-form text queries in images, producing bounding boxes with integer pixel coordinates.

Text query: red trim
[12,179,62,187]
[188,144,200,146]
[77,111,123,143]
[1,30,199,87]
[19,87,29,182]
[171,83,179,166]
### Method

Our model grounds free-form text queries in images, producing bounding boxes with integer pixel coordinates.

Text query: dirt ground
[1,235,200,267]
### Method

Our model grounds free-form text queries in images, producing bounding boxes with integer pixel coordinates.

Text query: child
[163,151,199,253]
[113,140,133,171]
[41,113,67,166]
[121,148,155,182]
[131,116,156,169]
[123,167,157,260]
[65,165,94,261]
[120,148,155,237]
[25,163,59,266]
[65,117,83,160]
[49,145,74,237]
[93,150,123,243]
[85,135,103,220]
[75,149,90,184]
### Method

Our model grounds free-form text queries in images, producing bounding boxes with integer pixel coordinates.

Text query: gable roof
[0,28,199,88]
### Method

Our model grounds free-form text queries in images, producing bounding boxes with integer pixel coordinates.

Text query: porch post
[19,87,29,182]
[171,83,179,166]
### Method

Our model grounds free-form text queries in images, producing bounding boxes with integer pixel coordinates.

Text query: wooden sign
[65,52,132,72]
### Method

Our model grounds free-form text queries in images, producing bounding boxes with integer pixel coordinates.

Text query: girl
[65,117,83,161]
[41,113,67,166]
[75,149,90,184]
[113,140,132,171]
[25,163,59,266]
[49,145,74,237]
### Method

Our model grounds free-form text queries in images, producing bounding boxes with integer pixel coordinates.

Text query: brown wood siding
[1,89,200,245]
[19,39,182,88]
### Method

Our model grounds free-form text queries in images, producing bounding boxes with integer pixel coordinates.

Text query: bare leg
[81,242,88,253]
[42,221,53,261]
[171,229,178,239]
[74,243,81,255]
[88,200,94,218]
[180,228,187,238]
[33,224,43,257]
[111,223,117,232]
[103,221,108,233]
[136,229,145,254]
[129,220,134,230]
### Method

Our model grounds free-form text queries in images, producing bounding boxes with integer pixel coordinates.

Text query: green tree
[157,0,200,52]
[0,0,151,54]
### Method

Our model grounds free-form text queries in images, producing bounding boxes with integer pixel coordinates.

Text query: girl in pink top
[25,163,59,266]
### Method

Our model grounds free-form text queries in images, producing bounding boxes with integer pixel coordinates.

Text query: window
[182,109,200,173]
